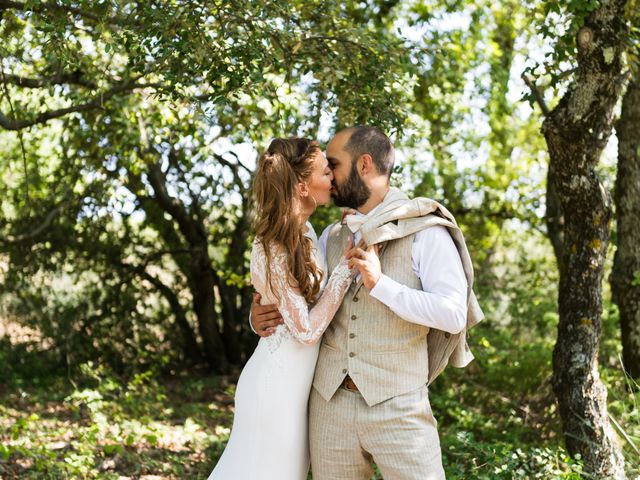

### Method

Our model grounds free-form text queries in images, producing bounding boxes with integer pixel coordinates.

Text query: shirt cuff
[369,274,402,307]
[248,311,258,334]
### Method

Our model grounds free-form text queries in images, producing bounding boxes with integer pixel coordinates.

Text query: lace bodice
[250,232,353,347]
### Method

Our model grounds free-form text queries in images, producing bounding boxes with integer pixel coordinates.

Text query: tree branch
[0,205,62,245]
[224,150,252,175]
[0,0,129,26]
[1,70,97,89]
[146,159,206,244]
[303,35,371,53]
[213,153,249,194]
[522,74,550,116]
[0,80,163,131]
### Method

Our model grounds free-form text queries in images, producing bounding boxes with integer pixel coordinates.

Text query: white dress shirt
[318,209,468,335]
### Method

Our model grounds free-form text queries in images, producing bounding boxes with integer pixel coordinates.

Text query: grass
[0,321,638,479]
[0,357,235,479]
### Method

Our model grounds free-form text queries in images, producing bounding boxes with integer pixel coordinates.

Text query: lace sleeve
[267,244,353,346]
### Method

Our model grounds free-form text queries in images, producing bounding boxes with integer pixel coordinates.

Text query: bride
[208,137,355,479]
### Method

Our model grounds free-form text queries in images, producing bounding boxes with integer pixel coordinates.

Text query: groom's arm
[249,293,283,337]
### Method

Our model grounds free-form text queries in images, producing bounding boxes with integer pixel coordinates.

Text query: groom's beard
[331,162,371,209]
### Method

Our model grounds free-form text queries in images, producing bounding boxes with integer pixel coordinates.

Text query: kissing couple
[208,126,483,479]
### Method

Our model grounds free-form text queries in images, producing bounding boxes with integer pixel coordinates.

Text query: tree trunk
[141,270,203,365]
[217,278,244,365]
[612,73,640,380]
[545,166,565,268]
[219,194,253,364]
[541,1,628,477]
[146,160,228,372]
[189,248,229,372]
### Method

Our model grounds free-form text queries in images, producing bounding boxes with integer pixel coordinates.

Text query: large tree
[540,0,629,476]
[612,56,640,381]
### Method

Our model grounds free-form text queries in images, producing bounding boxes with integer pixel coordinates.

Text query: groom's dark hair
[343,126,395,178]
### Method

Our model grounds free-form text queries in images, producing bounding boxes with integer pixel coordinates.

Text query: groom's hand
[250,293,283,337]
[346,243,382,290]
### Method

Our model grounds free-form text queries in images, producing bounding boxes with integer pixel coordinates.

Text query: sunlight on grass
[0,314,637,479]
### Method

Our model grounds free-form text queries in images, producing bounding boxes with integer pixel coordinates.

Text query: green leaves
[0,0,413,371]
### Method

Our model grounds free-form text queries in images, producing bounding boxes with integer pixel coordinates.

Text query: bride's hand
[345,241,382,290]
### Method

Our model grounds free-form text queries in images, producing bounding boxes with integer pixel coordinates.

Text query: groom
[251,126,483,479]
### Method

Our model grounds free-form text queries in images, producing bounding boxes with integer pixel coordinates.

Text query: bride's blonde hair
[252,137,323,304]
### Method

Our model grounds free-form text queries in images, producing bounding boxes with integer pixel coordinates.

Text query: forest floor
[1,319,638,479]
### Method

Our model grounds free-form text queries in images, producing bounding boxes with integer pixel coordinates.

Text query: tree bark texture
[541,0,628,477]
[612,73,640,380]
[545,166,565,269]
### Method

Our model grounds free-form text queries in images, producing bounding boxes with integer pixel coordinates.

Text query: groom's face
[326,132,371,209]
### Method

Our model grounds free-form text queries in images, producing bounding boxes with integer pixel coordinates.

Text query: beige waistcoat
[312,189,484,407]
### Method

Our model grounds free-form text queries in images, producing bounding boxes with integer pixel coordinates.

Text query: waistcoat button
[351,315,357,320]
[349,333,356,339]
[353,297,359,302]
[349,352,356,357]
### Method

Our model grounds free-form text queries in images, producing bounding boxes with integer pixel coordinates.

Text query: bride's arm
[268,245,353,346]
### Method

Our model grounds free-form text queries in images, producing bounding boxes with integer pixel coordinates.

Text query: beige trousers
[309,385,445,480]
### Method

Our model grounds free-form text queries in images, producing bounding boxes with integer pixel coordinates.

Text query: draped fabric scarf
[343,187,484,383]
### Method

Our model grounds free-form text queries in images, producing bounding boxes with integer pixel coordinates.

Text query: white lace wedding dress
[208,225,352,480]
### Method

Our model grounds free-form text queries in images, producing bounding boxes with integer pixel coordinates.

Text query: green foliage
[396,0,548,274]
[526,0,601,89]
[0,0,413,371]
[3,322,633,478]
[445,438,584,478]
[0,0,639,476]
[0,356,229,478]
[3,214,637,478]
